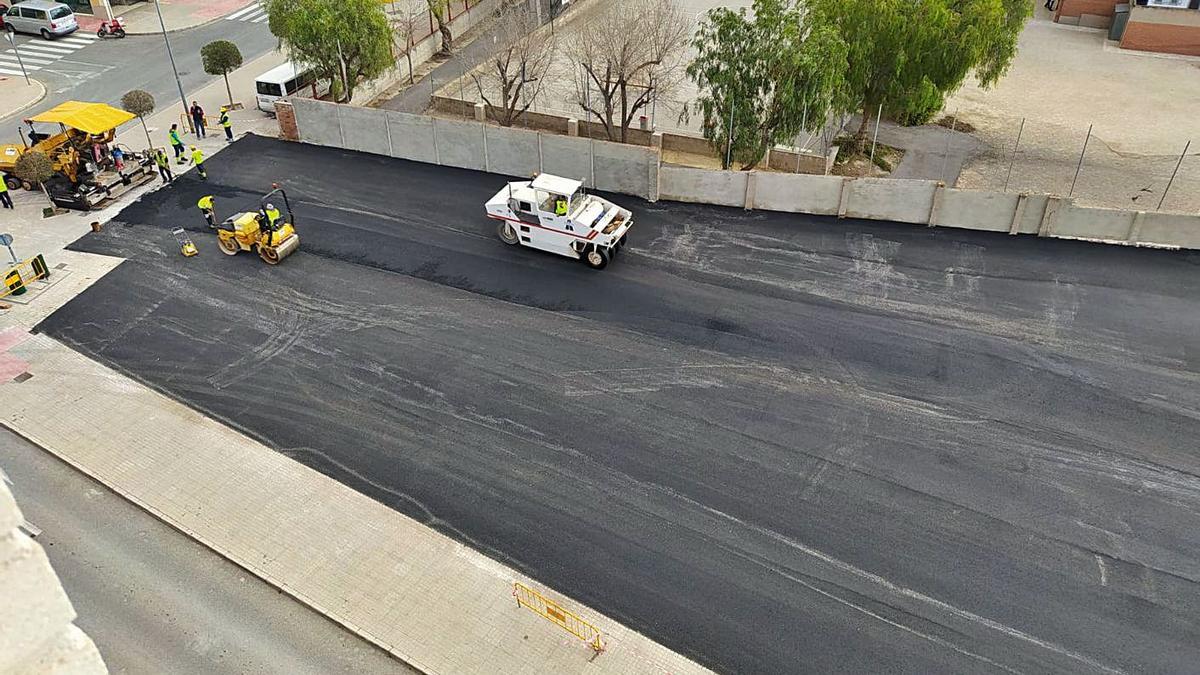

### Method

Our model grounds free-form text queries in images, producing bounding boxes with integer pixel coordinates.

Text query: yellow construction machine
[0,101,154,210]
[216,184,300,265]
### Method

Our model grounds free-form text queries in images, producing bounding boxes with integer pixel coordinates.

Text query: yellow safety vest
[191,149,204,165]
[0,180,7,194]
[265,208,281,224]
[198,195,214,210]
[555,200,567,216]
[155,153,169,168]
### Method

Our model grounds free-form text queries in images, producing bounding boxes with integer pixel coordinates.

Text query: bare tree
[387,0,426,84]
[566,0,690,142]
[469,6,556,127]
[428,0,452,55]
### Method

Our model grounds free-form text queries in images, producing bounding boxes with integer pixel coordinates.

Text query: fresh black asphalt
[37,135,1200,674]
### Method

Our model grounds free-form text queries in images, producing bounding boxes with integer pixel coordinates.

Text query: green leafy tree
[13,151,55,207]
[120,89,156,151]
[266,0,393,103]
[201,40,245,106]
[687,0,847,170]
[806,0,1032,147]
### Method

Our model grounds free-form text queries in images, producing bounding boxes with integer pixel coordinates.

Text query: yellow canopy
[27,101,136,135]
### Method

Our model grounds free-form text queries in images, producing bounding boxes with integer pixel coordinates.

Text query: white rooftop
[530,173,582,196]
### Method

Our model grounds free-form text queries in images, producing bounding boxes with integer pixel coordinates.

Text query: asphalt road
[0,20,275,129]
[37,136,1200,674]
[0,428,415,674]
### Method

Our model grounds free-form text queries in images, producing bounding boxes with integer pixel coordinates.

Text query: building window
[1145,0,1189,7]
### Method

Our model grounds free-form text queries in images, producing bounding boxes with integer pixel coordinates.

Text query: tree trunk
[853,104,873,154]
[406,43,414,84]
[436,18,452,54]
[223,73,234,106]
[619,81,628,143]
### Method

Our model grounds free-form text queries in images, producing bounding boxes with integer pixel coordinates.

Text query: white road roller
[485,173,633,269]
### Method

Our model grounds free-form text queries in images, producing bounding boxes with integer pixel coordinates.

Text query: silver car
[2,0,77,40]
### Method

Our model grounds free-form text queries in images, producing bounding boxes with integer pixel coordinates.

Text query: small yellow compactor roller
[216,184,300,265]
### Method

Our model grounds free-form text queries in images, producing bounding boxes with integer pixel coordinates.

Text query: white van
[254,62,329,114]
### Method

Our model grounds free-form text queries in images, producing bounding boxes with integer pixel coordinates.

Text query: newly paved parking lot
[37,135,1200,674]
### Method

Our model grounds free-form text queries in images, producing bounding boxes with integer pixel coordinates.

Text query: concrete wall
[751,173,844,215]
[660,166,748,207]
[287,99,1200,251]
[1,479,107,674]
[484,124,541,178]
[932,189,1021,232]
[844,178,939,225]
[1051,204,1136,240]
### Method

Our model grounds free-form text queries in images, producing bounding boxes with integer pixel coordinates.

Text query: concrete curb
[0,78,47,120]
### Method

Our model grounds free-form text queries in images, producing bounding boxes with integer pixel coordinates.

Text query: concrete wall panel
[384,111,436,163]
[753,173,844,215]
[1052,205,1135,240]
[659,166,747,207]
[1133,212,1200,249]
[539,134,592,186]
[485,125,541,178]
[337,105,388,156]
[292,98,342,148]
[845,178,938,224]
[593,140,655,199]
[1016,194,1050,234]
[433,117,486,171]
[933,189,1020,232]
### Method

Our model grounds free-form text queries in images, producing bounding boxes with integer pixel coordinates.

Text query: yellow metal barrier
[1,254,49,299]
[513,582,604,653]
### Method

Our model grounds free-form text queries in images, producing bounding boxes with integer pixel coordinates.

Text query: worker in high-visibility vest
[219,107,234,142]
[154,148,173,184]
[189,146,207,181]
[168,124,185,163]
[554,196,568,216]
[197,194,216,228]
[0,177,12,210]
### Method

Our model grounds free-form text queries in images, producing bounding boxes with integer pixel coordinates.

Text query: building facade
[1055,0,1200,56]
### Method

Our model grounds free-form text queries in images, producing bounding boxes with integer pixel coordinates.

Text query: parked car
[2,0,77,39]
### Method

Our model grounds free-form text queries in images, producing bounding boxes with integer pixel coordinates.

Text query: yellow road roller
[216,184,300,265]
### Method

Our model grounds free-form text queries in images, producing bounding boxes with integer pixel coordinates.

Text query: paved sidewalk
[0,46,709,675]
[75,0,258,34]
[0,76,46,120]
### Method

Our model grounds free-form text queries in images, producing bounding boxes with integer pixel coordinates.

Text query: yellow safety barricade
[513,581,604,653]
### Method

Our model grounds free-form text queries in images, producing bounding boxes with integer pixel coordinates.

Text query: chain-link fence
[957,112,1199,214]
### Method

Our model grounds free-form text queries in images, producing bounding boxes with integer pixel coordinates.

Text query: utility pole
[151,0,193,134]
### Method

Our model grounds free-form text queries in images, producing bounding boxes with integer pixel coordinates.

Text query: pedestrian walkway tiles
[224,4,267,23]
[0,32,98,77]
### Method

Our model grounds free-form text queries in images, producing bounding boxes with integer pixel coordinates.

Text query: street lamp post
[150,0,193,133]
[4,32,30,85]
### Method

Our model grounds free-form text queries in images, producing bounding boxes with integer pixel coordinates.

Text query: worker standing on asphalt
[169,124,186,164]
[219,107,234,142]
[197,194,216,228]
[0,179,12,209]
[154,148,173,184]
[189,146,207,181]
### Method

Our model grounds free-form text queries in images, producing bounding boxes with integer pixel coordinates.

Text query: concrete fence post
[474,102,486,123]
[336,104,346,149]
[567,118,579,137]
[384,112,394,157]
[1008,194,1029,235]
[1038,196,1067,237]
[537,132,544,173]
[927,182,946,227]
[1127,211,1146,243]
[482,121,490,173]
[837,177,853,219]
[431,118,441,165]
[744,171,758,211]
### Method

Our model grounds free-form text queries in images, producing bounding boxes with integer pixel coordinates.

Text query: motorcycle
[96,17,125,39]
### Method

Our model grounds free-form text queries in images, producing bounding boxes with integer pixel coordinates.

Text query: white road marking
[226,4,264,20]
[16,43,76,55]
[0,53,52,66]
[251,14,269,22]
[1096,555,1110,587]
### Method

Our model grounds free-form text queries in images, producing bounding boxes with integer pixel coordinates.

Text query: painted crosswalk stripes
[2,31,99,71]
[225,4,268,23]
